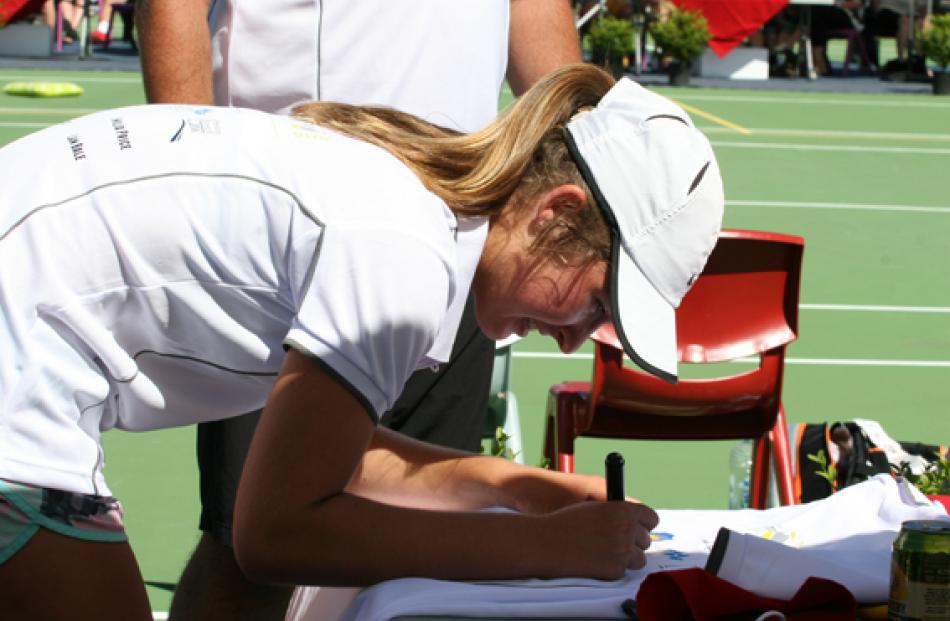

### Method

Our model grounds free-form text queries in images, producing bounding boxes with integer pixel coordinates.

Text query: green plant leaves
[649,6,711,63]
[917,14,950,70]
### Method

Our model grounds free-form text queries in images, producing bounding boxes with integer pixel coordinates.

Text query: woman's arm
[347,423,609,514]
[507,0,583,96]
[234,348,657,587]
[136,0,215,104]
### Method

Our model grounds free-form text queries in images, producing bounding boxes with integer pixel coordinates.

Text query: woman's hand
[531,500,659,578]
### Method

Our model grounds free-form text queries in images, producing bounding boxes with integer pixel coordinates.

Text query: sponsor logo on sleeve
[170,117,223,143]
[111,118,132,151]
[67,134,86,161]
[170,120,186,142]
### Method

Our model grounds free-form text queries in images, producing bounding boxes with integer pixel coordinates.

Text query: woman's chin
[476,317,519,341]
[481,326,511,341]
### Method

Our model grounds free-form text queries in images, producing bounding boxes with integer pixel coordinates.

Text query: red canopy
[671,0,790,57]
[0,0,45,27]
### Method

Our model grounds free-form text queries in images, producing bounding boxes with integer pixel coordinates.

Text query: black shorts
[197,292,495,545]
[810,6,860,47]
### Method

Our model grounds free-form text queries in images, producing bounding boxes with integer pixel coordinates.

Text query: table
[393,606,887,620]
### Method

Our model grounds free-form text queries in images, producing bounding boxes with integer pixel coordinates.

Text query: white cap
[565,78,724,383]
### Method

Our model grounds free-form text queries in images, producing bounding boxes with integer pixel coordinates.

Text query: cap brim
[564,127,681,384]
[610,239,679,383]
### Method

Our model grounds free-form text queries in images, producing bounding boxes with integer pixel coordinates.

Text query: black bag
[791,421,947,503]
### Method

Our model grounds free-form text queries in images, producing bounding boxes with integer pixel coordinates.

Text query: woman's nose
[557,325,588,354]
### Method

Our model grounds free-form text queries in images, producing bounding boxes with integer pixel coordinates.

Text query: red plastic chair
[542,229,805,508]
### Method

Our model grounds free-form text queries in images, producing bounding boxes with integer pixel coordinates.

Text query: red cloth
[0,0,44,27]
[928,495,950,514]
[671,0,790,57]
[636,568,857,621]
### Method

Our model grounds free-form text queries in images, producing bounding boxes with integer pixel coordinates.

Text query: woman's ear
[530,184,589,232]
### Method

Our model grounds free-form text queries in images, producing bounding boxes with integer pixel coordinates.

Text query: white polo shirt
[0,104,487,495]
[208,0,510,130]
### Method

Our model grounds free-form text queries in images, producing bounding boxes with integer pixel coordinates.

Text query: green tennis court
[0,67,947,618]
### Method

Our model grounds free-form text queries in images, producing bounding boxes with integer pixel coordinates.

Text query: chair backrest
[584,229,804,440]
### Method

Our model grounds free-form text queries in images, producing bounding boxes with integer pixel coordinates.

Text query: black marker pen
[605,452,625,501]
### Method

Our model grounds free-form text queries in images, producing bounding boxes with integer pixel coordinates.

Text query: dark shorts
[198,292,495,545]
[810,6,860,47]
[0,479,127,565]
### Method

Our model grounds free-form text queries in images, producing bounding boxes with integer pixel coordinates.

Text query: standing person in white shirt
[0,64,725,621]
[136,1,582,618]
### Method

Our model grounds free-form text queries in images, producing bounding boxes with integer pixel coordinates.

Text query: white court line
[511,351,950,368]
[711,140,950,155]
[0,121,56,129]
[514,351,593,360]
[703,126,950,142]
[664,94,950,109]
[0,73,142,84]
[0,107,101,115]
[153,614,168,620]
[785,357,950,367]
[515,301,950,366]
[801,304,950,313]
[728,199,950,214]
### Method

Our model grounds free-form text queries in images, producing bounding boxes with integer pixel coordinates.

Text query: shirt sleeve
[284,223,452,420]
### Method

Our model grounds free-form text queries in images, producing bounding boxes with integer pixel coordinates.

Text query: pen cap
[606,452,625,469]
[605,452,625,501]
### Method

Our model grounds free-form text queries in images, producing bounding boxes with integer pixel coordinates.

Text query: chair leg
[770,405,796,505]
[749,435,772,509]
[542,401,557,471]
[546,385,587,473]
[555,395,578,473]
[749,405,797,509]
[55,1,64,52]
[544,388,576,472]
[557,452,575,473]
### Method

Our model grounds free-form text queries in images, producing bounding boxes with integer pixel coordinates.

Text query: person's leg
[170,532,293,621]
[41,0,55,28]
[896,13,910,60]
[815,46,830,75]
[169,412,293,621]
[50,0,82,42]
[0,480,150,620]
[91,0,114,43]
[64,0,82,29]
[862,13,880,68]
[98,0,113,24]
[0,529,152,620]
[809,6,856,75]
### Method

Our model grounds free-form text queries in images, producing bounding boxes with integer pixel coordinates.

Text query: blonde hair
[291,63,615,264]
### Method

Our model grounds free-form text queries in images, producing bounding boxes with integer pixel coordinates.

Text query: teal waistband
[0,479,127,565]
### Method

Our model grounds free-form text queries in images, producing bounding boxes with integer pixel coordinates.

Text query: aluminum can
[888,519,950,621]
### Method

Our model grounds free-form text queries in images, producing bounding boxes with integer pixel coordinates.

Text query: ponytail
[291,63,616,263]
